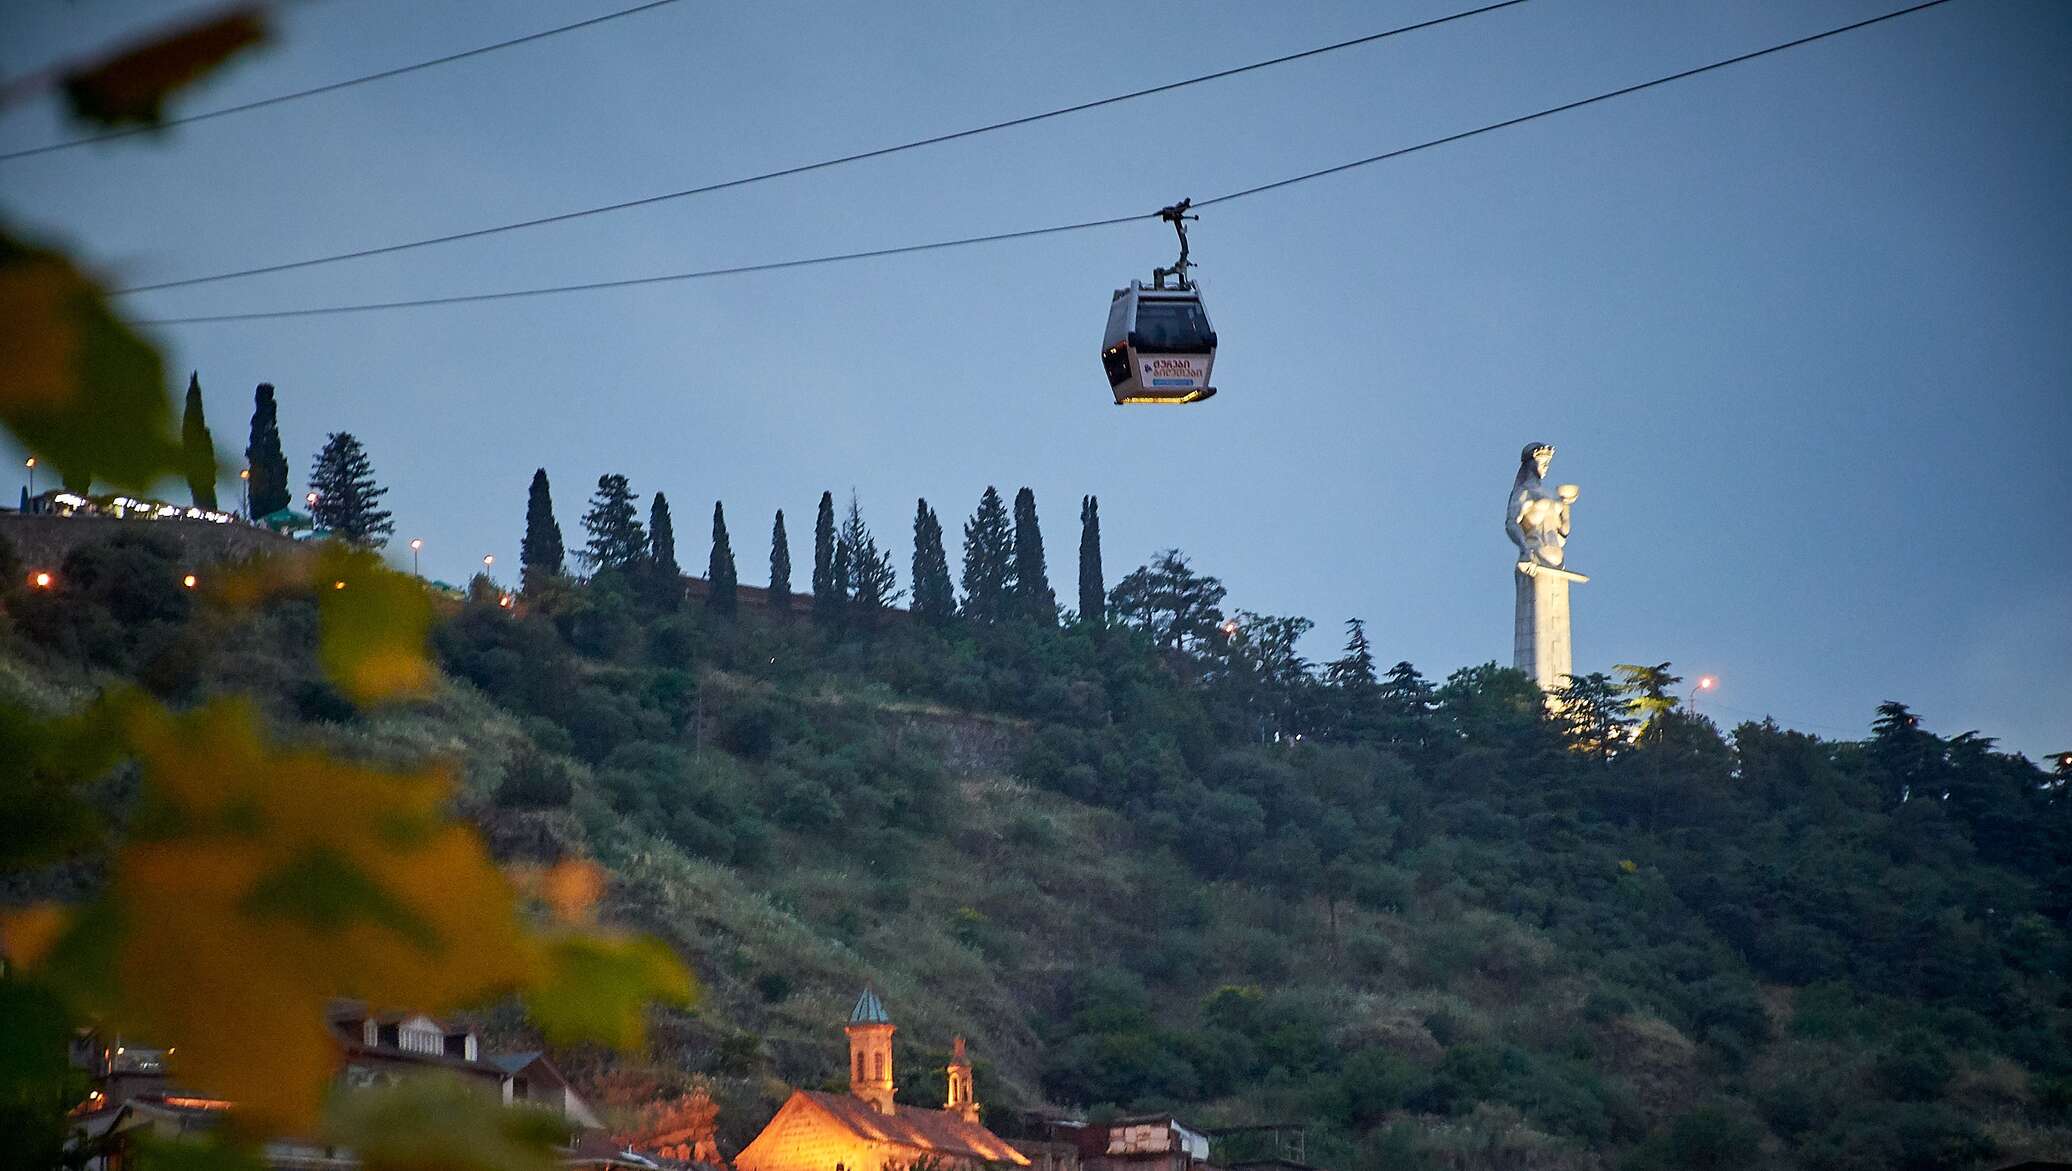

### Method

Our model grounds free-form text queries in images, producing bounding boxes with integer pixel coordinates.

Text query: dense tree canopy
[307,431,393,547]
[581,474,647,572]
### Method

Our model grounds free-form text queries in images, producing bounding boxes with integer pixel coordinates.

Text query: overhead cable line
[0,0,685,163]
[130,0,1956,327]
[110,0,1534,294]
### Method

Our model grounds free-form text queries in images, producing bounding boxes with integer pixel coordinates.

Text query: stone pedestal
[1514,562,1588,691]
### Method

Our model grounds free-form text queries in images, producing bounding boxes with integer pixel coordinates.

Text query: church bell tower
[846,987,896,1115]
[944,1035,979,1124]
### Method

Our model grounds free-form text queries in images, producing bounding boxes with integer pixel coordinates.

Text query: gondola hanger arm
[1153,198,1198,290]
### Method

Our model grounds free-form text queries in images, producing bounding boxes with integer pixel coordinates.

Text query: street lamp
[24,456,35,502]
[239,468,250,519]
[1692,675,1717,717]
[409,538,423,577]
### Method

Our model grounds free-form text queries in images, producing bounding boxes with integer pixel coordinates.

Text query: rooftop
[849,986,891,1025]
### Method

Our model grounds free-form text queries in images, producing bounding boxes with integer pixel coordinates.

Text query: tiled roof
[800,1092,1031,1166]
[849,987,891,1025]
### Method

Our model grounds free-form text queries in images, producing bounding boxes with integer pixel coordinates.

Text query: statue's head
[1519,443,1554,477]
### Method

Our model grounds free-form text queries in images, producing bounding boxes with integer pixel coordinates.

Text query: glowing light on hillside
[182,574,198,589]
[30,571,52,590]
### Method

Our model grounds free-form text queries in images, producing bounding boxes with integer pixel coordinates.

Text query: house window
[872,1053,883,1082]
[513,1077,530,1100]
[855,1053,864,1082]
[400,1026,441,1055]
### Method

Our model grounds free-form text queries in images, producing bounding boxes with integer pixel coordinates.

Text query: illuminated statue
[1506,442,1579,570]
[1507,442,1587,693]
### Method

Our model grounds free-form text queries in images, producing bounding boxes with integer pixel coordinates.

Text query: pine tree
[521,468,565,590]
[307,432,394,547]
[911,498,955,625]
[1614,661,1682,738]
[650,492,680,576]
[812,490,841,627]
[838,493,899,628]
[1078,494,1104,625]
[960,486,1014,623]
[1384,663,1433,725]
[1011,487,1057,625]
[245,382,289,519]
[769,509,792,611]
[1325,619,1380,690]
[707,500,738,616]
[1325,619,1382,739]
[1553,671,1632,762]
[581,474,647,572]
[180,372,218,509]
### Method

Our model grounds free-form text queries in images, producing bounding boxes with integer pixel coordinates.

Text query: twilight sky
[3,0,2066,758]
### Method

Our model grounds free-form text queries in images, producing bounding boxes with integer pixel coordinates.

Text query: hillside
[3,526,2069,1171]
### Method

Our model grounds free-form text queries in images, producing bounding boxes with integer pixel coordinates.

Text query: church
[733,989,1031,1171]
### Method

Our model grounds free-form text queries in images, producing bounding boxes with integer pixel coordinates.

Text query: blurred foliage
[322,1077,570,1171]
[0,15,690,1167]
[0,228,186,493]
[57,8,268,127]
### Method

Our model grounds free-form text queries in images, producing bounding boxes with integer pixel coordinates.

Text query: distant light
[333,580,347,590]
[239,468,250,480]
[482,554,494,568]
[181,574,198,589]
[498,593,514,609]
[409,538,423,551]
[306,491,319,505]
[24,457,34,468]
[30,570,53,590]
[1698,676,1717,690]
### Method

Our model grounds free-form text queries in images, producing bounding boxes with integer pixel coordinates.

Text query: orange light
[333,580,347,590]
[29,571,52,590]
[1698,676,1717,690]
[24,457,35,468]
[181,574,198,589]
[239,468,249,480]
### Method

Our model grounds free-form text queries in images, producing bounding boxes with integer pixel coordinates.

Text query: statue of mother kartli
[1506,442,1580,571]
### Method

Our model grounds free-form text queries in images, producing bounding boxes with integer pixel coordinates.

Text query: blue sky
[3,0,2066,758]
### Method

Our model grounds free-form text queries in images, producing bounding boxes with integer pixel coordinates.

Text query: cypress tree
[581,474,646,572]
[307,432,394,547]
[521,468,565,590]
[707,500,738,616]
[769,510,792,611]
[1010,487,1056,624]
[812,490,840,627]
[650,492,680,576]
[911,498,955,625]
[959,486,1014,623]
[180,372,218,509]
[1078,494,1104,625]
[245,382,289,519]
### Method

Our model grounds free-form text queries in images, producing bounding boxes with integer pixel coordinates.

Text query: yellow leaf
[541,860,606,925]
[0,230,183,491]
[0,904,72,969]
[525,932,695,1052]
[324,1076,568,1171]
[90,699,540,1131]
[215,545,435,704]
[61,10,269,127]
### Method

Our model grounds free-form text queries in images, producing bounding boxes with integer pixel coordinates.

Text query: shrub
[495,752,575,809]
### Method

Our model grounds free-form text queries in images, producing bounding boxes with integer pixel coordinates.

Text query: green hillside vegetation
[2,520,2068,1171]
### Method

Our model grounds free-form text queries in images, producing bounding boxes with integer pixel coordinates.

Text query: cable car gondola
[1102,200,1217,405]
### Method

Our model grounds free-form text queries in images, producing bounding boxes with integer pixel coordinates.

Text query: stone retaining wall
[0,512,300,572]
